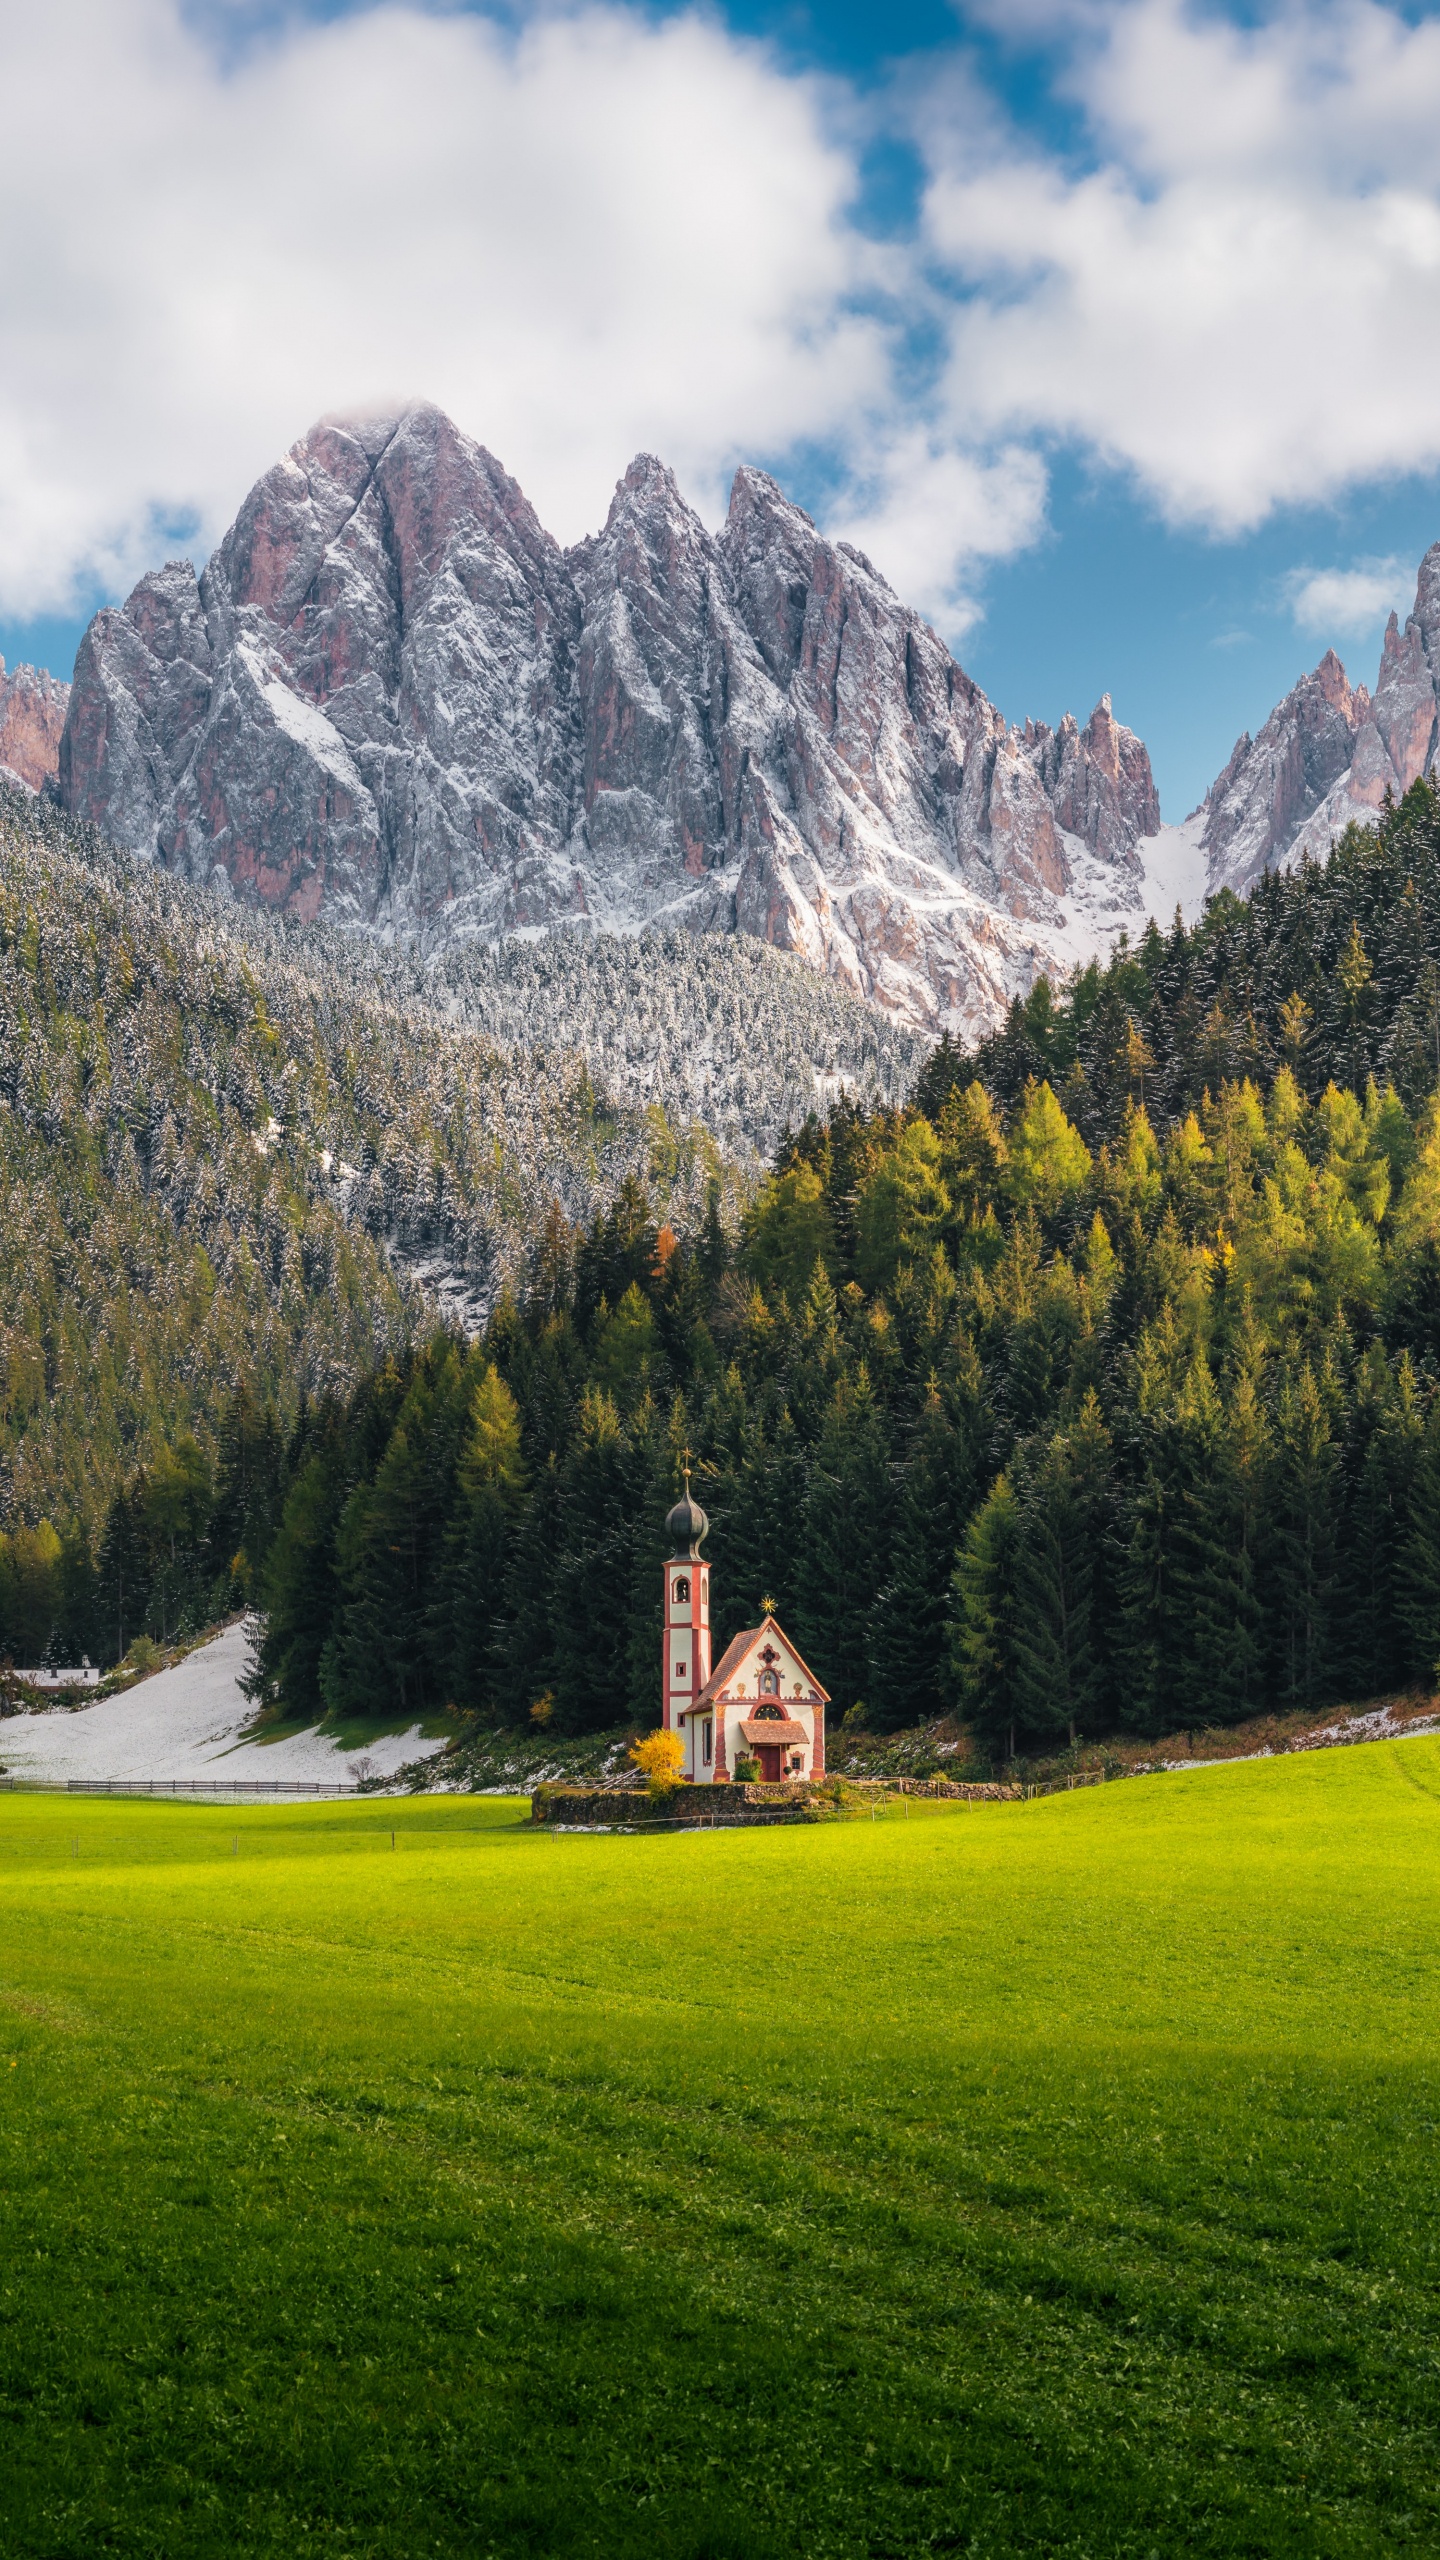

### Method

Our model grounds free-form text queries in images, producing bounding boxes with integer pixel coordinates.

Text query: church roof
[695,1614,830,1707]
[696,1628,758,1704]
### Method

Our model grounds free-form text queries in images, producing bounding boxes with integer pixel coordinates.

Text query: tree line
[0,784,732,1540]
[23,1061,1440,1757]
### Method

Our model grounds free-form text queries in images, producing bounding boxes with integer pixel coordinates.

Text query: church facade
[660,1477,828,1785]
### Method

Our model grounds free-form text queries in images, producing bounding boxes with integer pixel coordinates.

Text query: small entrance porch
[739,1711,810,1784]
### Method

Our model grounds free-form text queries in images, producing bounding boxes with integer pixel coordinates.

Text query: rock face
[1198,651,1369,896]
[58,404,1166,1032]
[1203,542,1440,893]
[0,658,69,793]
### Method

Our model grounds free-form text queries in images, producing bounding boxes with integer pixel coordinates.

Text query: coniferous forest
[12,781,1440,1754]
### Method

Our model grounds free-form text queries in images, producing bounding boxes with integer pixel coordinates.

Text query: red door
[757,1744,782,1784]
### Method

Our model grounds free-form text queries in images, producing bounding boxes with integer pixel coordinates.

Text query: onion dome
[666,1471,709,1558]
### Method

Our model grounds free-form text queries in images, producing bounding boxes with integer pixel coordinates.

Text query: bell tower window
[674,1575,690,1602]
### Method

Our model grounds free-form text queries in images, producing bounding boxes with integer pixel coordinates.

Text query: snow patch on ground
[1147,1700,1440,1774]
[0,1621,447,1789]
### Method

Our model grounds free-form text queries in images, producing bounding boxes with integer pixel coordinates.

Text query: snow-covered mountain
[1200,544,1440,894]
[57,404,1184,1036]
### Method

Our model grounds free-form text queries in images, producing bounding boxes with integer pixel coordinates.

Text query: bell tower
[662,1459,710,1738]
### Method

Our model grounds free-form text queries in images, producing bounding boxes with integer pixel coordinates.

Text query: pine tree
[1395,1397,1440,1685]
[1270,1361,1341,1712]
[550,1389,635,1732]
[1113,1456,1181,1737]
[490,1452,564,1725]
[867,1385,982,1730]
[1011,1395,1115,1746]
[794,1365,892,1719]
[432,1362,527,1718]
[950,1471,1022,1762]
[789,1361,891,1720]
[1341,1352,1421,1696]
[321,1345,473,1719]
[246,1432,347,1719]
[1170,1362,1267,1727]
[705,1394,804,1655]
[93,1481,147,1668]
[210,1380,285,1602]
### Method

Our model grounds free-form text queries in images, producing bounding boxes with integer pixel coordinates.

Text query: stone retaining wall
[530,1777,1022,1825]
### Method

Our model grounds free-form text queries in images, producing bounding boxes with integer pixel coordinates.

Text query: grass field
[2,1749,1439,2557]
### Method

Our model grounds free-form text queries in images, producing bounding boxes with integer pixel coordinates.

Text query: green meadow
[2,1751,1439,2558]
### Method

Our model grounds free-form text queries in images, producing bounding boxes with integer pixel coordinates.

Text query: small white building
[660,1476,828,1784]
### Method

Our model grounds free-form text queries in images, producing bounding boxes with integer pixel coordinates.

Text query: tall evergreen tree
[1270,1361,1341,1713]
[320,1345,474,1720]
[1012,1394,1115,1745]
[794,1364,892,1718]
[431,1362,527,1718]
[1394,1397,1440,1685]
[867,1382,984,1730]
[490,1452,564,1726]
[1341,1351,1421,1697]
[246,1425,347,1720]
[950,1471,1022,1761]
[1171,1356,1269,1728]
[93,1480,147,1668]
[550,1388,636,1732]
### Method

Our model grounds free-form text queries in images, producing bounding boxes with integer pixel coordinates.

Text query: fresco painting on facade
[661,1468,828,1785]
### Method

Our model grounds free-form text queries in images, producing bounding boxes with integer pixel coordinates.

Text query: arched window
[673,1575,690,1602]
[759,1667,779,1696]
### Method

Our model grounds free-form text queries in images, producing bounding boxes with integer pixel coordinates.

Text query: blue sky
[6,0,1440,816]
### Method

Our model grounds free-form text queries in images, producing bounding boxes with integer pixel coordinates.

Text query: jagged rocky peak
[1025,696,1161,870]
[57,401,1167,1034]
[1199,648,1370,896]
[1202,541,1440,895]
[0,656,69,793]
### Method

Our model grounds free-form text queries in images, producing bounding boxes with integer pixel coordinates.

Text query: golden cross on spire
[680,1444,693,1487]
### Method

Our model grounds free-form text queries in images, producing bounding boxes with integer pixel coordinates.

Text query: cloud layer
[0,0,884,613]
[7,1,1440,643]
[925,0,1440,535]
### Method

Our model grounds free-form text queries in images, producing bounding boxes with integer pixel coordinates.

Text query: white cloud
[827,434,1048,634]
[1284,557,1412,637]
[921,0,1440,533]
[10,0,1440,652]
[0,0,908,614]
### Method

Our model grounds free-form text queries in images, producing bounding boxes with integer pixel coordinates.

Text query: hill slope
[0,786,731,1534]
[931,778,1440,1142]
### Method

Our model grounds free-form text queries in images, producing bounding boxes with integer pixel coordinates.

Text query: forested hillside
[227,786,1440,1756]
[15,783,1440,1752]
[0,788,732,1586]
[927,786,1440,1139]
[424,933,925,1160]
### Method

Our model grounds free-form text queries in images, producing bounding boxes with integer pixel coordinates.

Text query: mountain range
[19,403,1440,1032]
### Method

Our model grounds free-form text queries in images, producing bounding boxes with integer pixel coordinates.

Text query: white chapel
[660,1474,829,1785]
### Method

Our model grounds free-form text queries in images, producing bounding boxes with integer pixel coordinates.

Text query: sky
[5,0,1440,816]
